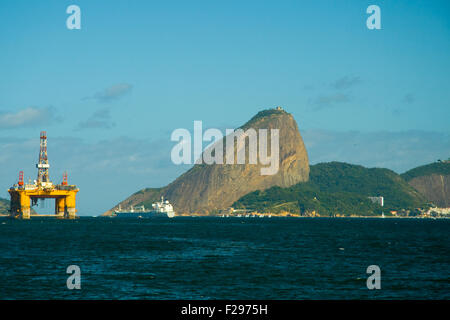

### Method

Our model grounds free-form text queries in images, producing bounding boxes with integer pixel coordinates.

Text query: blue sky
[1,1,449,215]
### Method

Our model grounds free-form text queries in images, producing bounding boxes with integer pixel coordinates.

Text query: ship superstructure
[114,197,175,218]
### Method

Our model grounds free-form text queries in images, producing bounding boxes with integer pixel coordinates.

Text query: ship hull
[114,211,174,218]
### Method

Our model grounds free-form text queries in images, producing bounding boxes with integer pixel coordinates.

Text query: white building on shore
[368,196,384,207]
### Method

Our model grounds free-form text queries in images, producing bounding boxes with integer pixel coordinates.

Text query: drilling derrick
[8,131,79,219]
[37,131,50,184]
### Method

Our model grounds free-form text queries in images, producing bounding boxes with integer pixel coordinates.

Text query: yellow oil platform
[8,131,79,219]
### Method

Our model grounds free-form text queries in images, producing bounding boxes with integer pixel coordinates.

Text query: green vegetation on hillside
[234,184,380,216]
[135,187,164,208]
[233,162,429,216]
[309,162,426,209]
[401,161,450,181]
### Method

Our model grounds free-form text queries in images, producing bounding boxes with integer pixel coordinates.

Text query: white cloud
[76,108,115,130]
[402,93,415,104]
[84,83,133,103]
[0,107,56,129]
[310,93,351,109]
[331,75,362,90]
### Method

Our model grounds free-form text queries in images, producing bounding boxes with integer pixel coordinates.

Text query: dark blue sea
[0,217,448,299]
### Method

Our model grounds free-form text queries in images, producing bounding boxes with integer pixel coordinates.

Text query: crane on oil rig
[8,131,79,219]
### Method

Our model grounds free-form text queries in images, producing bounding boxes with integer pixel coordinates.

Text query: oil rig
[8,131,79,219]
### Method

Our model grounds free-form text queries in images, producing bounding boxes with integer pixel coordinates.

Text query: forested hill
[401,161,450,181]
[401,161,450,207]
[233,162,428,216]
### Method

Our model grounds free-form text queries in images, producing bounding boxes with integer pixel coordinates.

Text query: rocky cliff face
[407,175,450,207]
[401,162,450,208]
[104,108,310,215]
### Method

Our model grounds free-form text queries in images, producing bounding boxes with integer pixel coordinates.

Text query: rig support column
[65,193,77,219]
[20,193,31,219]
[55,197,65,218]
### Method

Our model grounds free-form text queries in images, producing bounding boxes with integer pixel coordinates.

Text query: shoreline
[1,213,448,219]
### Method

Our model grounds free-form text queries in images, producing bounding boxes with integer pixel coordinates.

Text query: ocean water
[0,217,448,299]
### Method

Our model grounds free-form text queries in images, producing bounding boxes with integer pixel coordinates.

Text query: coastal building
[368,196,384,207]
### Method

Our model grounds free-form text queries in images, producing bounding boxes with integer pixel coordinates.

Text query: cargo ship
[114,197,175,218]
